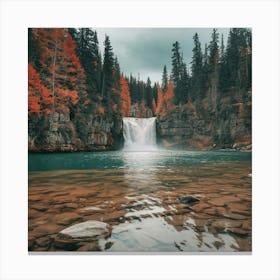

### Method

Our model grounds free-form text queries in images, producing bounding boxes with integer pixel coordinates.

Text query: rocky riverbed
[28,161,251,252]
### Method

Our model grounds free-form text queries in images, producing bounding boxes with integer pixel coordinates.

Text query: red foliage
[29,28,87,114]
[157,80,174,115]
[28,64,52,114]
[164,80,174,104]
[156,87,163,114]
[120,76,131,117]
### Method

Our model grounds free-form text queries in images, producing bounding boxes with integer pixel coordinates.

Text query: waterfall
[123,117,157,151]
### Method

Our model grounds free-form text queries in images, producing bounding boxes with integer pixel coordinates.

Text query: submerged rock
[54,220,111,250]
[177,196,200,204]
[59,220,111,239]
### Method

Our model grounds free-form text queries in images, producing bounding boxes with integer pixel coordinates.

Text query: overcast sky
[95,28,230,84]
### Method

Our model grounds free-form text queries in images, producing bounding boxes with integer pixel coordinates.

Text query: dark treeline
[126,75,158,109]
[68,28,124,117]
[167,28,252,106]
[120,28,252,114]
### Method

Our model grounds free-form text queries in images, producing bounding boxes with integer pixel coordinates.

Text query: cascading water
[123,117,157,151]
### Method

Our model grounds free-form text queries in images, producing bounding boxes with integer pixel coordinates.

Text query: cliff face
[157,91,252,150]
[28,112,123,152]
[28,94,251,152]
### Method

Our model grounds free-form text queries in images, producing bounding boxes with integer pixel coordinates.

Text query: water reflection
[28,155,252,252]
[96,152,251,252]
[99,217,240,252]
[121,151,164,190]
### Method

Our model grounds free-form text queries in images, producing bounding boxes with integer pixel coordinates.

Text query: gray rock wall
[157,99,251,150]
[28,112,123,152]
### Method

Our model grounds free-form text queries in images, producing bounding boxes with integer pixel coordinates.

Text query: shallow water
[28,150,252,252]
[28,149,251,171]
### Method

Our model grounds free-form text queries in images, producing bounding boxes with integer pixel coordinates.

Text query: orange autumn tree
[156,86,163,115]
[159,80,174,115]
[120,76,131,117]
[30,28,87,114]
[28,64,52,114]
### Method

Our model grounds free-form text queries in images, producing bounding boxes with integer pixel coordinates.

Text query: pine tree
[128,74,137,104]
[207,29,220,112]
[72,28,102,100]
[137,79,145,103]
[111,56,121,113]
[225,28,240,89]
[102,35,114,106]
[162,65,168,92]
[113,57,121,92]
[220,34,225,60]
[208,28,219,73]
[191,33,203,101]
[219,34,229,92]
[218,28,252,95]
[238,29,252,92]
[201,43,209,95]
[28,28,42,70]
[181,62,190,103]
[245,29,252,91]
[94,31,102,90]
[144,77,153,109]
[171,41,183,104]
[152,82,158,104]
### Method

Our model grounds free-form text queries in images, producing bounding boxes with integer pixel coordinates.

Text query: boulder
[177,196,200,204]
[59,220,111,239]
[54,220,111,250]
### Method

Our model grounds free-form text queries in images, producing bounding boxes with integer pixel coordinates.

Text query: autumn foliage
[157,80,174,115]
[28,28,86,114]
[156,87,163,115]
[28,64,52,113]
[28,27,155,123]
[120,76,131,117]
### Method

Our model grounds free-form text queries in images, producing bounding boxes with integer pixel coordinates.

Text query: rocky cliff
[157,91,252,151]
[28,112,123,152]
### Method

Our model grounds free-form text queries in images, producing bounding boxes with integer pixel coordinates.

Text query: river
[28,149,252,252]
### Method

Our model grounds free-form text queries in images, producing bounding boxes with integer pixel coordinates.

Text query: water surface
[29,149,251,171]
[28,150,252,252]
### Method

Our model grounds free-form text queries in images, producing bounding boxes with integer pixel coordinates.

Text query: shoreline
[28,146,252,154]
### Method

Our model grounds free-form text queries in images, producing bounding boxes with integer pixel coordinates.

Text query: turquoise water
[28,149,252,252]
[28,149,251,171]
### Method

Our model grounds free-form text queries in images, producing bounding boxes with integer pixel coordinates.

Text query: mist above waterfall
[123,117,157,151]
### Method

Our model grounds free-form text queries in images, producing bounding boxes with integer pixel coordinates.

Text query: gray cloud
[95,28,229,84]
